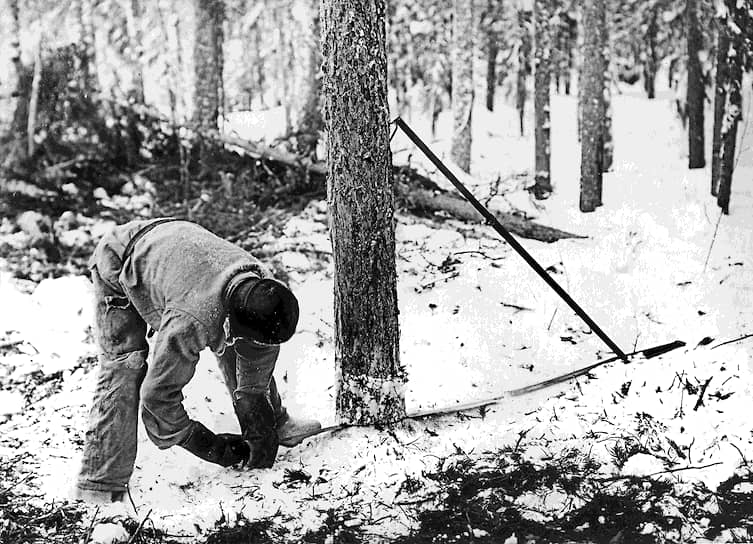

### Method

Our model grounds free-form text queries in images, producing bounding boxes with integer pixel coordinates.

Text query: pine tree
[450,0,474,172]
[579,0,605,212]
[686,0,705,169]
[322,0,405,424]
[193,0,224,132]
[710,22,729,196]
[533,0,552,198]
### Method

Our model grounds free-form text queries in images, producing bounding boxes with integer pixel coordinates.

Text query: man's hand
[180,421,250,467]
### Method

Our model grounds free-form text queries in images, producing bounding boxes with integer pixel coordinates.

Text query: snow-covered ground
[1,77,752,542]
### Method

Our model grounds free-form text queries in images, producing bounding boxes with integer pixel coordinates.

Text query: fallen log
[219,134,585,243]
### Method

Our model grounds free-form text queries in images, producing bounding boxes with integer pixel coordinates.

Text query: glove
[233,392,279,468]
[180,421,250,467]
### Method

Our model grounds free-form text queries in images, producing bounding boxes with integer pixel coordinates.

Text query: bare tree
[451,0,474,172]
[643,6,658,99]
[322,0,405,424]
[579,0,605,212]
[296,0,323,157]
[715,0,747,214]
[686,0,705,168]
[533,0,552,198]
[516,9,532,137]
[125,0,145,103]
[193,0,224,132]
[710,21,729,196]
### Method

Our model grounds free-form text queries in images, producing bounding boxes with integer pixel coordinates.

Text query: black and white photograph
[0,0,752,542]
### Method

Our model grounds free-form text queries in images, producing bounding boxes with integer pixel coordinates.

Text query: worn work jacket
[92,219,270,448]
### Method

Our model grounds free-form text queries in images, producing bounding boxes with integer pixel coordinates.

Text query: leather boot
[277,414,322,447]
[233,392,279,468]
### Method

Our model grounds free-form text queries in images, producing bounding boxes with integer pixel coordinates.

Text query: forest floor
[2,78,753,544]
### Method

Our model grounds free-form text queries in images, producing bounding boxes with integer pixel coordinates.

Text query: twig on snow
[418,271,460,290]
[500,301,533,312]
[127,508,152,544]
[711,333,753,350]
[598,461,724,483]
[0,473,33,495]
[693,377,713,411]
[82,506,100,544]
[702,211,723,274]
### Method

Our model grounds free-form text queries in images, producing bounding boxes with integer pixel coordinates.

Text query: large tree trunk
[296,0,323,157]
[322,0,405,425]
[579,0,605,212]
[686,0,706,169]
[451,0,474,172]
[533,0,552,199]
[711,26,730,196]
[193,0,224,132]
[716,1,745,215]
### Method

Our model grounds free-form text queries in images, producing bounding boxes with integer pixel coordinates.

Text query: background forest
[2,0,753,543]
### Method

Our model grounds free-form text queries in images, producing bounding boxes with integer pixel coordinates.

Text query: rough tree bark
[686,0,706,169]
[533,0,552,198]
[193,0,224,132]
[602,9,613,172]
[579,0,605,212]
[451,0,474,173]
[322,0,405,424]
[711,24,730,196]
[716,0,745,215]
[296,0,323,157]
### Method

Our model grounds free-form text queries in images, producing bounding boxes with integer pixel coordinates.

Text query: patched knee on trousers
[101,349,147,371]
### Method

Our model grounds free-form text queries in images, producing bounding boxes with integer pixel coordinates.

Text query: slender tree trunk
[687,0,706,168]
[516,10,531,137]
[711,26,730,196]
[297,0,323,156]
[602,9,613,173]
[643,8,657,99]
[579,0,605,212]
[716,1,745,215]
[451,0,474,172]
[193,0,224,132]
[322,0,405,425]
[125,0,145,102]
[486,31,498,112]
[533,0,552,198]
[3,0,28,165]
[563,13,574,95]
[73,0,99,94]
